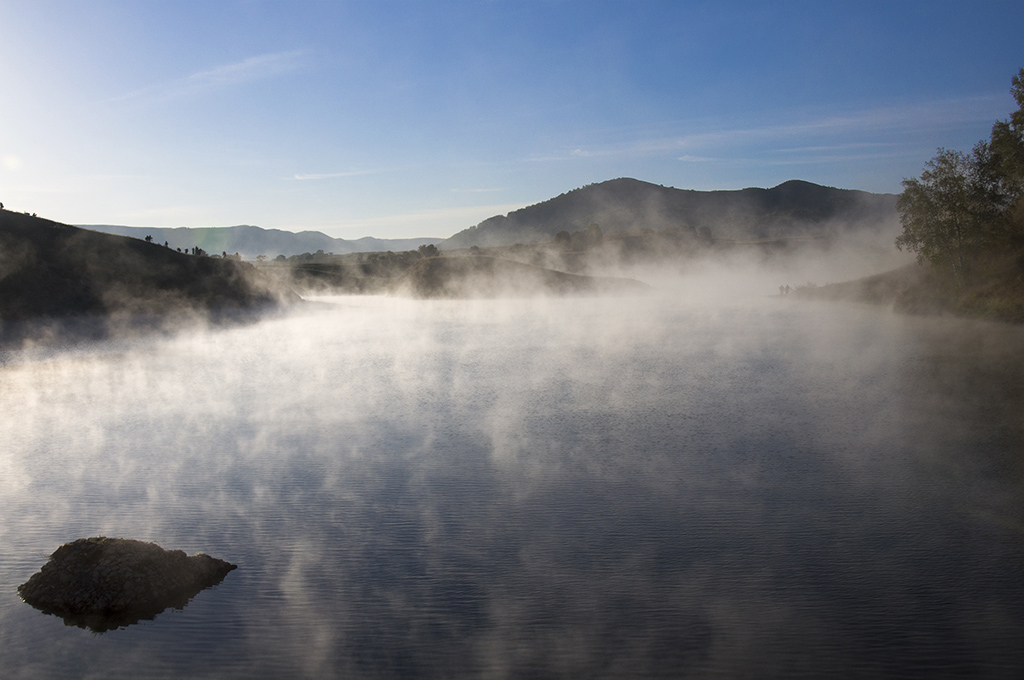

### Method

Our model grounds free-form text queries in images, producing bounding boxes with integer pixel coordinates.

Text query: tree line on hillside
[492,222,716,274]
[258,243,442,294]
[896,68,1024,289]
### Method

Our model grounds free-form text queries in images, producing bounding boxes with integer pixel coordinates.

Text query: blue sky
[1,1,1022,239]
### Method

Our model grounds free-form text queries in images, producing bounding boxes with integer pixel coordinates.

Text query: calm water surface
[1,294,1023,678]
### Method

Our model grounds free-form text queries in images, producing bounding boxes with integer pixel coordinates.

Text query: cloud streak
[530,94,1008,164]
[106,51,306,106]
[289,170,377,181]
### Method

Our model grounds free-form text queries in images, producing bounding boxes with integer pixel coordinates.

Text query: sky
[1,1,1023,240]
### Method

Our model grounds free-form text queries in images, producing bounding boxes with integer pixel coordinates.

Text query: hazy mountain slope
[81,224,442,259]
[0,211,295,327]
[390,256,651,299]
[442,178,897,249]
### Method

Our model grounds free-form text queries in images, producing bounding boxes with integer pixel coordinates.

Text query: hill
[390,255,651,299]
[0,210,297,343]
[81,224,442,260]
[792,248,1024,323]
[442,178,897,249]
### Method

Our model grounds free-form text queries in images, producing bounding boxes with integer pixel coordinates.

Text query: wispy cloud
[707,151,913,168]
[774,142,894,154]
[288,170,377,181]
[531,94,1008,164]
[106,51,305,106]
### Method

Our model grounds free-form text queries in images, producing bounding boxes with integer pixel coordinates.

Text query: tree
[990,68,1024,202]
[896,144,1005,286]
[418,243,439,257]
[896,68,1024,286]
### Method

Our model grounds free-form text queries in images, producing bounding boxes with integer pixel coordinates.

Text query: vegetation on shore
[391,255,651,299]
[796,68,1024,323]
[263,226,711,296]
[265,218,850,298]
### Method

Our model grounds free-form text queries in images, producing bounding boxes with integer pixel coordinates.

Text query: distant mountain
[441,178,898,249]
[79,224,443,259]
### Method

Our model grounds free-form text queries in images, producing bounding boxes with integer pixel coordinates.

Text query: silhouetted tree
[990,68,1024,201]
[896,147,994,285]
[418,243,439,257]
[896,69,1023,287]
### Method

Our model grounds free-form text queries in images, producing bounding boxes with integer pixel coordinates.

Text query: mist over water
[1,287,1023,678]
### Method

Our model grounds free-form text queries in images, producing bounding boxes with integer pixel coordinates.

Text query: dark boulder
[18,537,236,632]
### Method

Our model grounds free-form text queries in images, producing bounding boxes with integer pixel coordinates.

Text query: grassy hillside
[0,210,297,343]
[793,246,1024,323]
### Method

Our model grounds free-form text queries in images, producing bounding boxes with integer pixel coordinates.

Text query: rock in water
[18,537,237,632]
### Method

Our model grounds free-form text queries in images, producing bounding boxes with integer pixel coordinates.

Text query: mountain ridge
[442,178,898,249]
[80,224,442,260]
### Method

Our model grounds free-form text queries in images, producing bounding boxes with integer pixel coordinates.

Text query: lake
[1,292,1023,678]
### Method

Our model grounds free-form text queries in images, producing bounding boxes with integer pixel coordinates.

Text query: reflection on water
[1,294,1023,678]
[18,536,237,633]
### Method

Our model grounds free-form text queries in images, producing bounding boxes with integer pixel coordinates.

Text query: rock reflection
[18,537,236,633]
